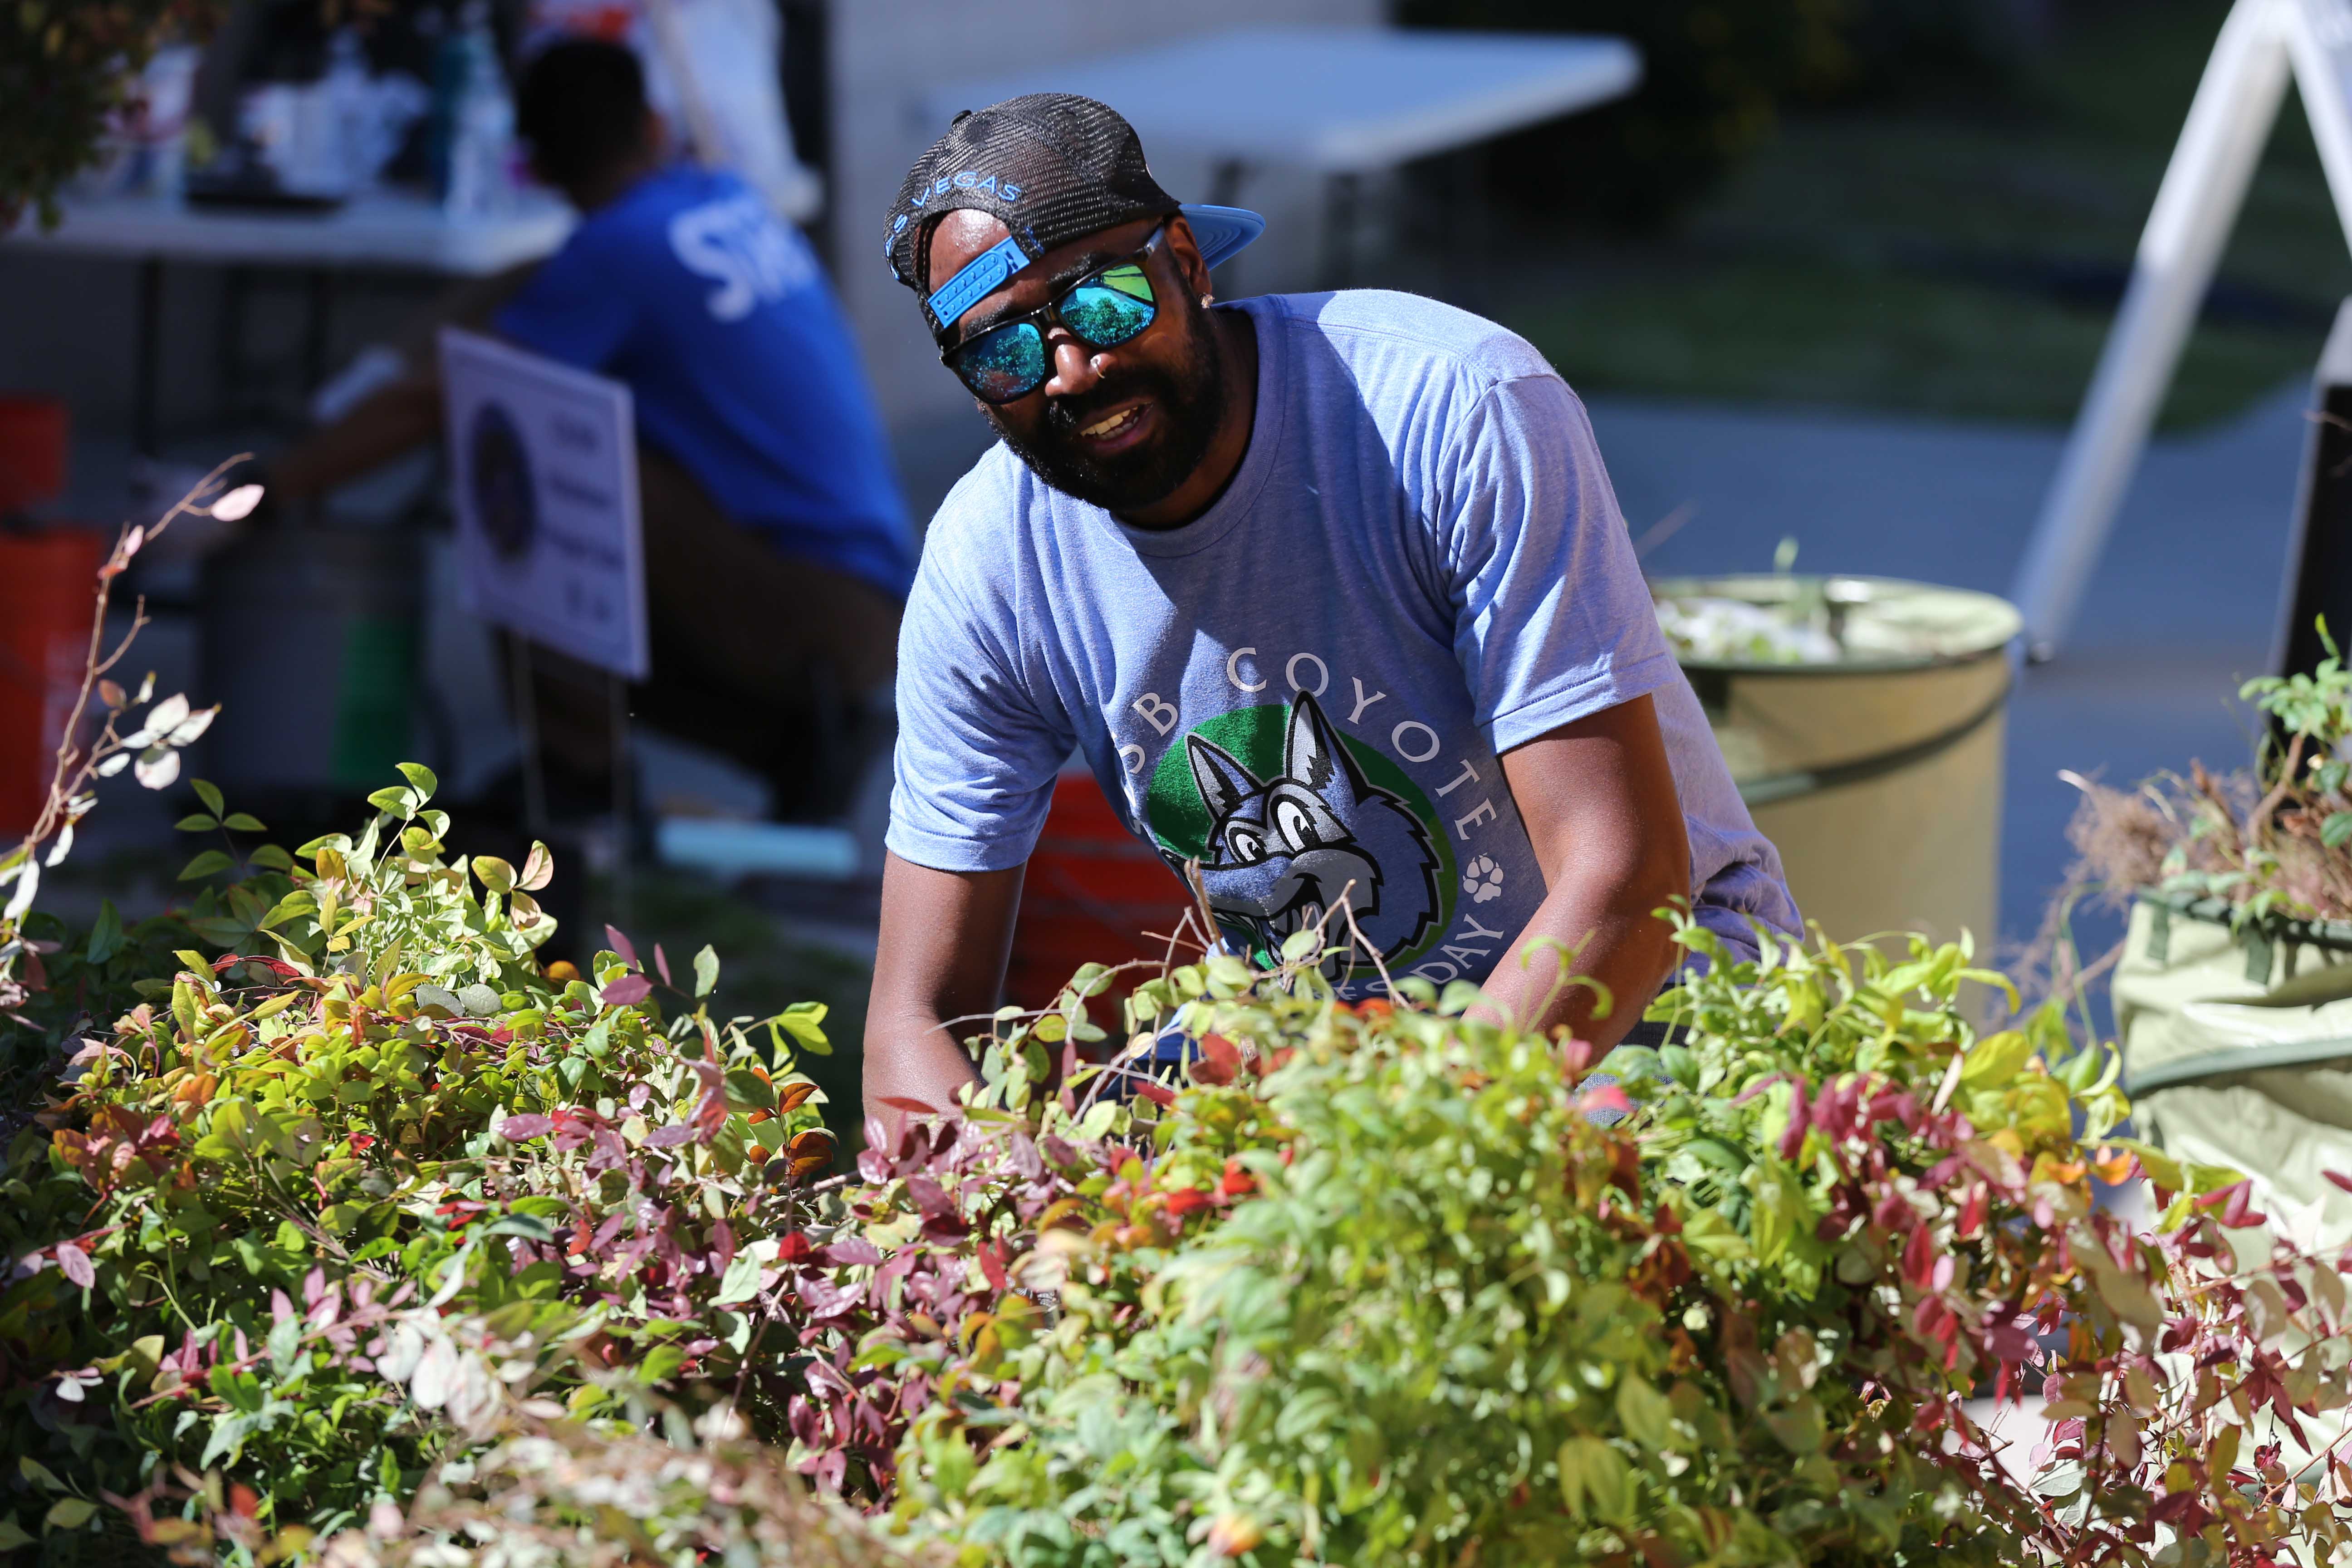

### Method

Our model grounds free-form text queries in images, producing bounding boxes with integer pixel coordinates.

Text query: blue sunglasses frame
[938,223,1171,404]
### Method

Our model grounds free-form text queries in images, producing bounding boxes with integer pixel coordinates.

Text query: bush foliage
[7,777,2352,1567]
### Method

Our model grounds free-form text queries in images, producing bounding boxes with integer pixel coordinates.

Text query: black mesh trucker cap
[885,93,1264,339]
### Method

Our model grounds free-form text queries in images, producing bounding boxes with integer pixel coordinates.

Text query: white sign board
[439,327,649,679]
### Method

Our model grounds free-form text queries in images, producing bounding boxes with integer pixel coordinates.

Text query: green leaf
[396,762,438,802]
[174,813,218,833]
[1960,1029,2033,1088]
[713,1250,766,1306]
[367,785,420,820]
[19,1457,64,1491]
[693,943,719,998]
[1617,1374,1677,1451]
[248,844,295,872]
[191,779,225,817]
[2324,811,2352,849]
[177,849,233,882]
[85,899,123,966]
[42,1498,96,1532]
[0,1516,32,1550]
[222,812,267,833]
[770,1002,830,1055]
[1558,1435,1631,1522]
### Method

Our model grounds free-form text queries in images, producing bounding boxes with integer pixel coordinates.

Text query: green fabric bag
[2112,892,2352,1250]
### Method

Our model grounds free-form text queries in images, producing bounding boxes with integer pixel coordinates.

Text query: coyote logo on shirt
[1174,692,1441,971]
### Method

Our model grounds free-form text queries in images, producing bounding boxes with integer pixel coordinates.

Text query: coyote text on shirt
[889,289,1798,988]
[495,163,915,598]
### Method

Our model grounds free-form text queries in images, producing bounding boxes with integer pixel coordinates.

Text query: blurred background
[1,0,2340,1119]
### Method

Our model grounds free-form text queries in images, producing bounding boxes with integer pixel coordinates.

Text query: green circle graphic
[1145,701,1460,974]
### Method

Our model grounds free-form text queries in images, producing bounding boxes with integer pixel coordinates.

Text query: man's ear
[1166,216,1215,299]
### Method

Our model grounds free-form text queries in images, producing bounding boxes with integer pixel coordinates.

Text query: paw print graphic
[1461,855,1505,904]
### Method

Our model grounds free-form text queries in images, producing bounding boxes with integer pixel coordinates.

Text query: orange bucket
[0,531,106,838]
[1003,772,1199,1013]
[0,396,68,514]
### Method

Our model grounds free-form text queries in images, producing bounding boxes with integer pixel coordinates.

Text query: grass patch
[1473,0,2351,427]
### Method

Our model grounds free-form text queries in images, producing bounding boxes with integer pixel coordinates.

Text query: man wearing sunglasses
[865,94,1798,1125]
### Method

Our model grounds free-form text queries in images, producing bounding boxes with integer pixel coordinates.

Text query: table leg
[219,266,250,425]
[302,267,332,409]
[133,256,163,458]
[1320,172,1360,292]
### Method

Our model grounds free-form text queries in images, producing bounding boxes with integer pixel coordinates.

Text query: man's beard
[989,300,1228,516]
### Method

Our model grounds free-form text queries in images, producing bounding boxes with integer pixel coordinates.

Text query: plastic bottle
[323,27,371,191]
[434,3,514,215]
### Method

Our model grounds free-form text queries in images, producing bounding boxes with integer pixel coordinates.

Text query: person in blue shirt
[267,39,911,822]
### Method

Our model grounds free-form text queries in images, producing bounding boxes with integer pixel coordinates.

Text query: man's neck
[566,152,667,214]
[1117,308,1259,530]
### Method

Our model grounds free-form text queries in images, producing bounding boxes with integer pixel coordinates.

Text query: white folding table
[6,189,578,454]
[921,25,1642,287]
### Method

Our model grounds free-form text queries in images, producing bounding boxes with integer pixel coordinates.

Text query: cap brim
[1180,204,1264,270]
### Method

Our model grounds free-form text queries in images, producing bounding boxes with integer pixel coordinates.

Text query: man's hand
[1477,694,1691,1046]
[862,853,1024,1136]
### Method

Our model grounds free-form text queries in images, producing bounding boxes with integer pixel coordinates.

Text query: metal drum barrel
[1653,574,2023,951]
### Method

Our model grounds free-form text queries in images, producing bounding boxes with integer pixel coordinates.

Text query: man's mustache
[1038,374,1163,438]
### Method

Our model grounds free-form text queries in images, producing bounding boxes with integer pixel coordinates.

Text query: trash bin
[199,528,422,813]
[1651,574,2022,951]
[2111,892,2352,1250]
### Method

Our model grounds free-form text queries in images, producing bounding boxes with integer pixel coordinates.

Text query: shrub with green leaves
[11,767,2352,1568]
[852,922,2352,1568]
[1,767,841,1551]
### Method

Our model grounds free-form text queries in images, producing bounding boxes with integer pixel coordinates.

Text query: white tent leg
[2011,0,2293,660]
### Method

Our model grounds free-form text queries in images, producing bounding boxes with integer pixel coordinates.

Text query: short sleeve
[492,231,638,372]
[1438,375,1678,753]
[884,545,1074,873]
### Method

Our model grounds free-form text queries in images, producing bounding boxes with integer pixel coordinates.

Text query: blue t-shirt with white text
[496,164,915,598]
[889,290,1799,989]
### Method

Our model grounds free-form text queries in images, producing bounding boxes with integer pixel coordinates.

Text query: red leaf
[601,975,653,1007]
[1579,1084,1634,1117]
[979,1239,1009,1291]
[1902,1223,1936,1290]
[499,1114,554,1141]
[1200,1033,1242,1077]
[604,925,639,969]
[778,1231,814,1263]
[1132,1078,1177,1107]
[1220,1159,1257,1198]
[645,1124,698,1148]
[655,943,672,987]
[54,1241,94,1289]
[1164,1187,1214,1218]
[1189,1051,1236,1087]
[2325,1170,2352,1196]
[1560,1037,1597,1079]
[1779,1078,1810,1160]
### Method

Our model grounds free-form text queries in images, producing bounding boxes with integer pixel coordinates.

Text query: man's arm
[1475,693,1690,1045]
[862,853,1025,1134]
[271,372,444,505]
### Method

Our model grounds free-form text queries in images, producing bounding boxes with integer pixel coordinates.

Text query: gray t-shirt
[888,289,1798,987]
